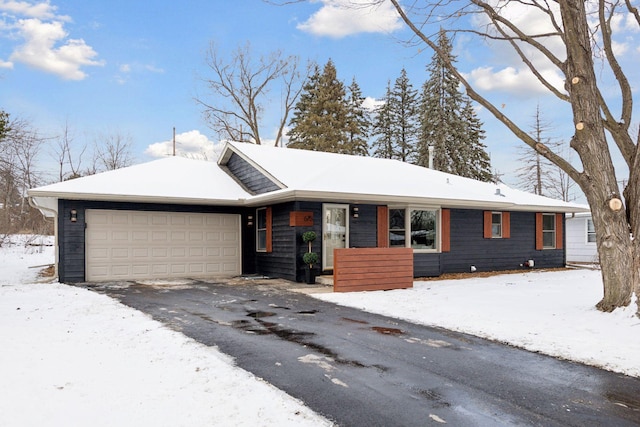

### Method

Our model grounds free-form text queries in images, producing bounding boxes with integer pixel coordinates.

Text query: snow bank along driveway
[0,282,331,427]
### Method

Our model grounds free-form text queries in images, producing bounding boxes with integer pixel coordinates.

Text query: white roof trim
[218,141,287,190]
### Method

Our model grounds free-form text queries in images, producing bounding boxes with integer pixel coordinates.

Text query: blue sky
[1,0,637,196]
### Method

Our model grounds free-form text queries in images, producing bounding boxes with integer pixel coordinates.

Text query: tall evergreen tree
[371,81,395,159]
[418,29,492,181]
[344,78,370,156]
[287,60,349,152]
[459,98,492,181]
[390,68,419,163]
[0,110,9,139]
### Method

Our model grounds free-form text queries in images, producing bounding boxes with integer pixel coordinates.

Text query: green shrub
[302,252,319,266]
[302,231,317,243]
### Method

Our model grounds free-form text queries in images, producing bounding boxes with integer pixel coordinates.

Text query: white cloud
[298,0,402,38]
[0,2,102,80]
[362,95,382,111]
[114,62,163,84]
[466,1,567,96]
[145,64,164,73]
[611,40,629,56]
[0,59,13,68]
[145,130,224,160]
[466,65,564,96]
[0,0,65,20]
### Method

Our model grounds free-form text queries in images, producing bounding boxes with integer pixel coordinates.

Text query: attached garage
[85,209,241,281]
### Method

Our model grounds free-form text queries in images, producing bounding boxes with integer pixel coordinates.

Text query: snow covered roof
[222,141,588,212]
[28,156,251,208]
[28,142,589,215]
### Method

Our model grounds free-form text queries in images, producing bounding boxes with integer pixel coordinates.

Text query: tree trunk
[559,0,636,313]
[624,147,640,316]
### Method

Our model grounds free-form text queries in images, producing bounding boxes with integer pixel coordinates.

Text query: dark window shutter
[377,206,389,248]
[266,207,272,253]
[502,212,511,239]
[535,212,543,250]
[555,213,563,250]
[483,211,492,238]
[441,209,451,252]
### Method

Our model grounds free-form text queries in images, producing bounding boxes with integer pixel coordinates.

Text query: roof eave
[244,189,586,212]
[27,191,247,207]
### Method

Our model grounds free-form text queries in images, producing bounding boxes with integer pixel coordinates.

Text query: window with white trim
[491,212,502,238]
[542,213,556,248]
[587,219,596,243]
[256,208,267,252]
[389,207,438,251]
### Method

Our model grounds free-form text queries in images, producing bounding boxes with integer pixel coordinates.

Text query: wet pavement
[86,278,640,426]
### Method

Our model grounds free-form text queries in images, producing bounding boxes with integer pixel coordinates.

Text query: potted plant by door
[302,251,319,284]
[302,231,319,284]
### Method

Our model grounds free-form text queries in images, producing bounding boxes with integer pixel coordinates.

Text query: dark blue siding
[58,200,86,283]
[349,204,377,248]
[57,200,250,283]
[440,209,565,273]
[291,202,323,282]
[414,254,442,277]
[58,199,566,284]
[226,153,280,194]
[255,202,300,281]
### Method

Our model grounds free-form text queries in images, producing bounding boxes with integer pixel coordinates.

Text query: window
[587,219,596,243]
[536,212,562,250]
[256,207,272,253]
[389,209,406,247]
[483,211,510,239]
[542,213,556,248]
[491,212,502,238]
[389,207,438,251]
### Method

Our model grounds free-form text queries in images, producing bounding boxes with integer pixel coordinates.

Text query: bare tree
[51,120,87,181]
[195,41,307,146]
[376,0,639,314]
[93,131,134,171]
[0,115,48,234]
[515,105,559,196]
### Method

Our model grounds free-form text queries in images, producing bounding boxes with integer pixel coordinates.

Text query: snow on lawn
[314,269,640,378]
[0,236,331,427]
[3,235,640,427]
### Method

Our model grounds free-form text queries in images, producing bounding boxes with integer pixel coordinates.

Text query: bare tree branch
[195,42,304,145]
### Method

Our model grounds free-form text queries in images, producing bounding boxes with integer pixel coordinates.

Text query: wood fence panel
[333,247,414,292]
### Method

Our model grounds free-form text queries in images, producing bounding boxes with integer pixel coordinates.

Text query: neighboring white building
[566,212,599,263]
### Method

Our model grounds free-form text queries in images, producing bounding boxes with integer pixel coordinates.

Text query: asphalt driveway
[88,278,640,426]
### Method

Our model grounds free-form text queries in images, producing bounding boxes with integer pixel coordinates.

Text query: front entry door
[322,204,349,270]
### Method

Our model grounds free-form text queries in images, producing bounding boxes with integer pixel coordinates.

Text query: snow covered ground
[0,236,331,427]
[2,235,639,427]
[316,269,640,378]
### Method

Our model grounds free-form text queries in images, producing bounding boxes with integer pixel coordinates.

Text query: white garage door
[85,209,241,281]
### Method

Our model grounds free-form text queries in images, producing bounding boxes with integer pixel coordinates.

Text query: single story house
[29,141,589,284]
[565,212,599,264]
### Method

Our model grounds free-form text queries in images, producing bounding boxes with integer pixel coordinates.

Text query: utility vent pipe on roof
[495,188,505,197]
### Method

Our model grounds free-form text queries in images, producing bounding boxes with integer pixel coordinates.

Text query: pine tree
[287,60,349,152]
[389,68,419,163]
[418,29,492,181]
[0,110,9,138]
[459,98,492,181]
[371,81,395,159]
[344,78,370,156]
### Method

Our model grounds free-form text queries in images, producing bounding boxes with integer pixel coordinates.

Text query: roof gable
[29,156,250,205]
[28,142,589,214]
[224,142,588,212]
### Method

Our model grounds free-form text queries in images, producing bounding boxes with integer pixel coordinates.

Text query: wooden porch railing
[333,247,414,292]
